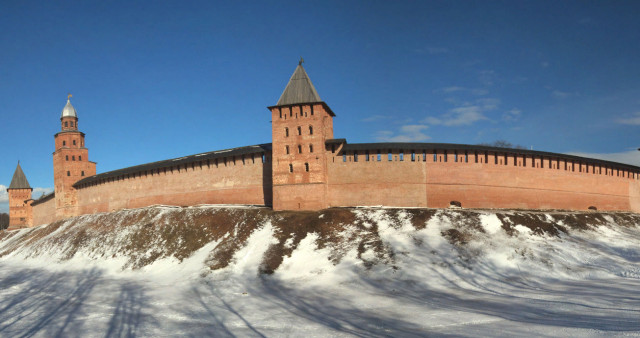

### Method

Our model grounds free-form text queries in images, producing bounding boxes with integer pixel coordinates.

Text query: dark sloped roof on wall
[276,64,322,106]
[31,192,55,206]
[73,144,272,188]
[330,140,640,171]
[8,163,31,190]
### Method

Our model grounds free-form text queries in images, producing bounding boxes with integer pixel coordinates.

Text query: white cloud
[427,47,449,54]
[32,187,54,200]
[616,112,640,125]
[423,98,499,127]
[502,108,522,122]
[362,115,390,122]
[0,185,7,204]
[566,150,640,167]
[552,90,572,99]
[376,125,430,142]
[438,86,488,96]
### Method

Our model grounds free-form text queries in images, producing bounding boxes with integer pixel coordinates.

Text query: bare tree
[0,213,9,230]
[479,140,527,150]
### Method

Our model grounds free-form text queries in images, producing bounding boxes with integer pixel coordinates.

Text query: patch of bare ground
[0,206,638,274]
[496,213,567,236]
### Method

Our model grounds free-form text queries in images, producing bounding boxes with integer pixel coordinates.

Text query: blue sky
[1,1,639,212]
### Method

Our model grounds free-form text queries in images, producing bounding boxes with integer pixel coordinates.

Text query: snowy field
[0,207,639,337]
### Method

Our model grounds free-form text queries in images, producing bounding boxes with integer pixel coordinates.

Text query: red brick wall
[53,129,96,219]
[32,197,56,226]
[75,153,271,214]
[327,148,639,212]
[271,103,333,210]
[7,188,32,228]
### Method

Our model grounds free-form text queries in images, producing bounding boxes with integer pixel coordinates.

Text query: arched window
[65,121,68,127]
[79,156,82,161]
[63,141,66,146]
[65,155,69,161]
[309,125,313,135]
[73,140,76,145]
[70,122,74,127]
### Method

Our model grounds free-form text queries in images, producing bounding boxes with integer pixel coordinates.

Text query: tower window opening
[286,145,290,154]
[79,156,82,161]
[411,152,415,162]
[365,151,370,161]
[289,107,292,117]
[423,151,427,162]
[309,144,313,153]
[279,110,282,119]
[454,151,458,162]
[63,141,66,146]
[285,128,289,137]
[309,126,313,135]
[73,140,76,145]
[504,154,508,166]
[388,151,392,161]
[298,145,302,154]
[444,151,448,162]
[71,122,74,127]
[354,152,358,162]
[310,105,314,115]
[465,151,468,163]
[475,151,478,163]
[72,155,75,161]
[289,164,293,172]
[305,163,309,172]
[81,171,85,176]
[65,121,68,127]
[66,155,69,161]
[297,126,302,135]
[67,171,70,176]
[434,153,437,162]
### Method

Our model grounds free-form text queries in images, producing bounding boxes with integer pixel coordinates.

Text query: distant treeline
[479,140,527,150]
[0,213,8,230]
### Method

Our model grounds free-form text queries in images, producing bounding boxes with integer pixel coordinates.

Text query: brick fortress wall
[328,145,640,212]
[71,149,272,214]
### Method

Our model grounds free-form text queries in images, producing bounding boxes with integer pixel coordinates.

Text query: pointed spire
[276,61,322,106]
[8,162,31,190]
[61,94,78,118]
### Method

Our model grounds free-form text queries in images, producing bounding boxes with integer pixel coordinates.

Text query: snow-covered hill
[0,205,639,337]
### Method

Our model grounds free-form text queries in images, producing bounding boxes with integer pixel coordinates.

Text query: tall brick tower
[268,60,336,210]
[53,95,97,219]
[6,162,33,229]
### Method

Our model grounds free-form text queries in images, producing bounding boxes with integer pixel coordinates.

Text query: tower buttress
[6,162,33,229]
[269,61,335,210]
[52,96,97,219]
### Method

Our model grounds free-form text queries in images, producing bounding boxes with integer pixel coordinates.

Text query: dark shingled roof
[73,144,272,188]
[276,64,322,106]
[31,192,55,206]
[8,162,31,190]
[328,140,640,171]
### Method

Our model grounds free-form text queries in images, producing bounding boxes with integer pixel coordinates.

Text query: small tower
[7,162,33,229]
[52,95,97,219]
[268,60,336,210]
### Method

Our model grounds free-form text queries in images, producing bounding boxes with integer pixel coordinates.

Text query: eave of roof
[73,143,273,188]
[329,140,640,171]
[31,192,55,206]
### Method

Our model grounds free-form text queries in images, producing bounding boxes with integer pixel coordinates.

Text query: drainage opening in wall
[449,201,462,208]
[588,206,597,211]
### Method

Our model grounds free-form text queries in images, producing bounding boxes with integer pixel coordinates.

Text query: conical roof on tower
[276,61,322,106]
[61,95,77,118]
[8,162,31,190]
